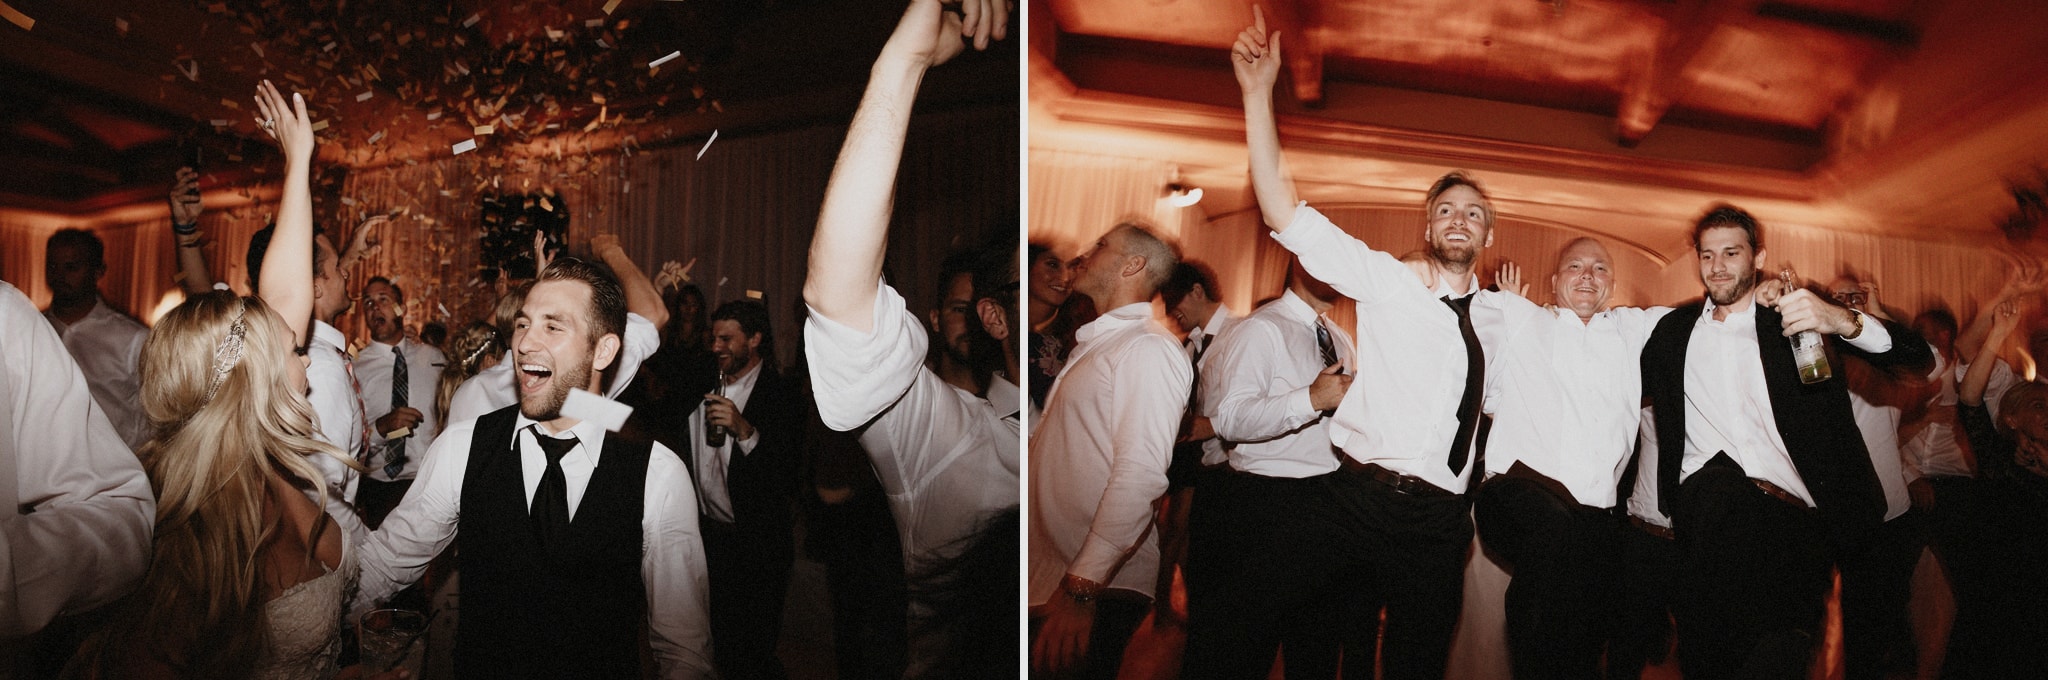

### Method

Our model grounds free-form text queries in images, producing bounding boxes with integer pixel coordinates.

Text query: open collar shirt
[1483,296,1671,507]
[1028,301,1190,604]
[43,297,148,450]
[1680,295,1893,507]
[353,337,447,482]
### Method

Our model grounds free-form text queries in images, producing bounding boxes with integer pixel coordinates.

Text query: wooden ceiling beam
[1615,0,1762,147]
[1262,0,1325,107]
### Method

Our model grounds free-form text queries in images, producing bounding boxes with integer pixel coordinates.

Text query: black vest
[456,406,652,679]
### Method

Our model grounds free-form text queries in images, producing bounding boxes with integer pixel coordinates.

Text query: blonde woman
[68,82,394,680]
[436,321,504,425]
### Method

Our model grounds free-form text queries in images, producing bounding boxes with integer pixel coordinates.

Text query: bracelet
[172,221,200,235]
[1842,310,1866,340]
[176,232,204,248]
[1060,574,1104,605]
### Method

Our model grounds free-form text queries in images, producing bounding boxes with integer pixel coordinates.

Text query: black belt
[1750,478,1812,512]
[1628,514,1676,541]
[1343,459,1458,498]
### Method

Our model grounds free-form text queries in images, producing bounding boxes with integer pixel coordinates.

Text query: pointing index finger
[1253,4,1266,37]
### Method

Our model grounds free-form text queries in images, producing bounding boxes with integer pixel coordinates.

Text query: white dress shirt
[1028,301,1190,604]
[1679,296,1893,507]
[354,338,447,482]
[1201,290,1351,477]
[1902,350,1973,479]
[1957,357,2020,422]
[1848,392,1912,521]
[444,313,659,426]
[1185,304,1235,465]
[689,360,763,523]
[43,297,149,450]
[1627,406,1672,528]
[1483,297,1671,507]
[1270,204,1518,493]
[305,321,368,542]
[356,414,713,679]
[2,282,154,636]
[804,281,1019,569]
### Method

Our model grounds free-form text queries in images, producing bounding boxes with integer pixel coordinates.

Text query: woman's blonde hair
[438,320,504,424]
[69,291,351,679]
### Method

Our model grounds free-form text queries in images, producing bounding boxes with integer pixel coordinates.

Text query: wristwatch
[1842,310,1866,340]
[1061,574,1104,605]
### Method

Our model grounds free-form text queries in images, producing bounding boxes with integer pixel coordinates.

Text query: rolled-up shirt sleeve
[1,285,153,637]
[1271,203,1421,308]
[805,280,925,432]
[606,313,661,399]
[1205,321,1319,444]
[353,421,468,613]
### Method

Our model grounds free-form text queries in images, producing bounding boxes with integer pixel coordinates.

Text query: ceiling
[0,0,1017,214]
[1030,0,2048,240]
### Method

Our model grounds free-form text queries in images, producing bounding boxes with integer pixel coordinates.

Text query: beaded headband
[203,303,250,402]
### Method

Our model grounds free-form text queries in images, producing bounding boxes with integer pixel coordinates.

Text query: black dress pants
[1181,471,1343,680]
[1608,516,1681,680]
[1672,459,1831,680]
[1837,513,1921,680]
[702,516,794,680]
[1324,469,1471,680]
[1472,472,1622,680]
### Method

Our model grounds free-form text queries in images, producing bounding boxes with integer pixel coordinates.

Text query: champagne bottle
[1791,329,1832,384]
[705,369,728,447]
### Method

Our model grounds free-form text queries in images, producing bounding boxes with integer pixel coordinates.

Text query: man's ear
[746,332,763,353]
[976,298,1009,343]
[591,333,622,373]
[1121,254,1147,281]
[1190,283,1208,304]
[928,309,941,333]
[1755,248,1769,272]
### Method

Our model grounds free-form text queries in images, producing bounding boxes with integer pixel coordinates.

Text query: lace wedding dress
[252,537,359,680]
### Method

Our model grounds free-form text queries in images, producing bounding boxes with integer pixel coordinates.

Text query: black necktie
[1443,296,1484,476]
[1316,320,1339,368]
[385,346,409,478]
[1185,333,1207,412]
[530,428,577,550]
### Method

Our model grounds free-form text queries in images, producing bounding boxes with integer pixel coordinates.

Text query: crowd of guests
[1,1,1018,678]
[1026,7,2048,680]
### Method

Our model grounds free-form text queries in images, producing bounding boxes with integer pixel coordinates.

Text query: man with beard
[930,251,999,395]
[356,258,713,679]
[1639,205,1929,679]
[1233,9,1520,675]
[354,276,448,527]
[687,298,805,680]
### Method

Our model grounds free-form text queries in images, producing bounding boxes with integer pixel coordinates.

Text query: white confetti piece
[462,13,480,27]
[367,130,385,144]
[210,119,229,127]
[596,38,611,49]
[474,124,494,135]
[250,42,263,58]
[355,91,374,102]
[340,197,357,206]
[648,50,680,69]
[602,0,622,15]
[426,109,443,120]
[452,139,477,155]
[545,27,563,40]
[323,41,337,52]
[563,389,633,432]
[695,129,718,160]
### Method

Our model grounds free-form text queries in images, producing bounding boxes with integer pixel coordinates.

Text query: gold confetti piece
[311,120,330,131]
[462,13,480,27]
[474,125,493,135]
[355,91,374,102]
[648,51,681,69]
[584,18,603,28]
[602,0,621,15]
[746,290,763,300]
[210,119,229,126]
[452,139,477,155]
[220,98,240,109]
[250,42,263,57]
[114,17,128,34]
[341,197,357,206]
[323,41,337,52]
[539,197,553,211]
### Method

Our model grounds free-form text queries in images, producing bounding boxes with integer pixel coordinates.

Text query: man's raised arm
[1236,5,1302,233]
[804,0,1003,330]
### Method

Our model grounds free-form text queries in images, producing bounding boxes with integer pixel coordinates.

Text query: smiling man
[357,257,713,679]
[1639,205,1930,679]
[1468,237,1673,678]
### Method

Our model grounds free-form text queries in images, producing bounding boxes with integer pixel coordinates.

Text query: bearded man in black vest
[356,257,714,679]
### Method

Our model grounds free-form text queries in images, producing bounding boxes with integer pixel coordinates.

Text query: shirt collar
[987,374,1021,418]
[1076,302,1154,344]
[1700,294,1757,325]
[1428,271,1480,299]
[513,412,608,457]
[1275,289,1320,325]
[726,359,764,393]
[312,320,348,351]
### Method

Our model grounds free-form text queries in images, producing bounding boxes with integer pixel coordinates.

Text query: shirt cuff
[734,429,762,455]
[1288,385,1318,419]
[1841,312,1893,353]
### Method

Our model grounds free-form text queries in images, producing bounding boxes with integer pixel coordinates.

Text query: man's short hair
[710,299,772,340]
[937,251,982,308]
[535,257,626,343]
[47,228,105,264]
[1692,204,1764,251]
[1424,171,1494,224]
[364,275,404,305]
[970,243,1019,312]
[246,223,324,287]
[1111,221,1179,294]
[1159,261,1217,310]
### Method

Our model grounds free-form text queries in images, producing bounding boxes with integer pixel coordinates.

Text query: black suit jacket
[1640,301,1932,540]
[681,364,806,555]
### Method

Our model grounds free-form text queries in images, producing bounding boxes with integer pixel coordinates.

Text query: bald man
[1471,237,1672,679]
